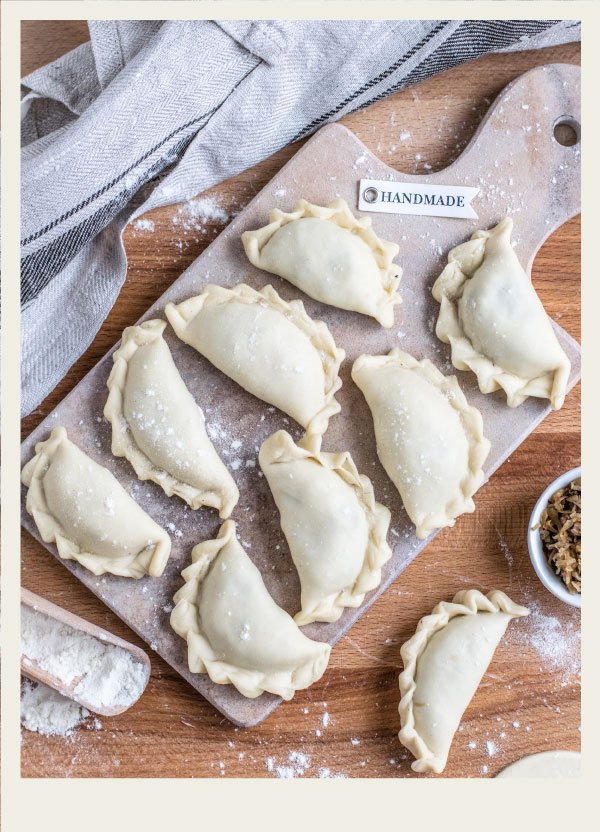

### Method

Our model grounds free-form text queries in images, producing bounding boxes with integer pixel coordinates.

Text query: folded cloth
[21,18,580,416]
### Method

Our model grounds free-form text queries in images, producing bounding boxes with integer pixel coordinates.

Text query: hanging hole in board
[553,117,580,148]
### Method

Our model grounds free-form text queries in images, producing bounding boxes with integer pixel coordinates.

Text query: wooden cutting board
[21,63,580,727]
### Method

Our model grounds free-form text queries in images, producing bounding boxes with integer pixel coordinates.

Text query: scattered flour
[172,196,229,232]
[132,218,155,233]
[265,749,346,779]
[509,599,581,685]
[272,750,311,778]
[485,740,497,757]
[21,605,149,713]
[318,767,347,779]
[21,680,90,737]
[166,522,184,539]
[206,421,229,442]
[496,529,514,569]
[288,750,310,769]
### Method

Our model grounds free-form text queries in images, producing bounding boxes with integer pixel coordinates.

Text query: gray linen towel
[21,18,580,415]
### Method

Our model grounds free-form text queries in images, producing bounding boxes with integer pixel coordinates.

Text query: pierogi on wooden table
[397,589,530,774]
[20,63,580,728]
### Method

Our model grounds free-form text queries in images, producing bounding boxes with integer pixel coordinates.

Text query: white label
[358,178,480,219]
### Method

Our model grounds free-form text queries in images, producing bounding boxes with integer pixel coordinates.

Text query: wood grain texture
[21,21,90,77]
[21,33,581,778]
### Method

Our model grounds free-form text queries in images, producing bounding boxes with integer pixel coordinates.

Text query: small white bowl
[527,466,581,608]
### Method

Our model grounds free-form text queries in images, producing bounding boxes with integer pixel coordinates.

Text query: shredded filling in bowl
[537,478,581,594]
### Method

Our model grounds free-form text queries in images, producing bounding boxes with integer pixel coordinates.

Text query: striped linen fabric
[20,18,580,415]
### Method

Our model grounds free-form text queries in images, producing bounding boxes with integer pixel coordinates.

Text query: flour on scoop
[21,605,148,713]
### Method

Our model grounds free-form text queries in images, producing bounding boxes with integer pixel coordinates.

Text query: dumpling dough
[104,319,238,517]
[258,430,392,625]
[165,283,344,448]
[170,519,331,700]
[432,217,571,409]
[352,349,490,539]
[241,198,402,327]
[21,426,171,578]
[496,751,581,778]
[398,589,529,774]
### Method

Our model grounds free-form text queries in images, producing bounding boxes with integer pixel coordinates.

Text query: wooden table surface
[21,25,581,779]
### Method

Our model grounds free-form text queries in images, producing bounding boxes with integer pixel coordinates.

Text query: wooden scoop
[21,587,151,717]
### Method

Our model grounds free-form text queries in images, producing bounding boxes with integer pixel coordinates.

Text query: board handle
[441,63,580,271]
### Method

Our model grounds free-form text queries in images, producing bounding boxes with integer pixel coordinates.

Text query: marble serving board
[21,63,581,727]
